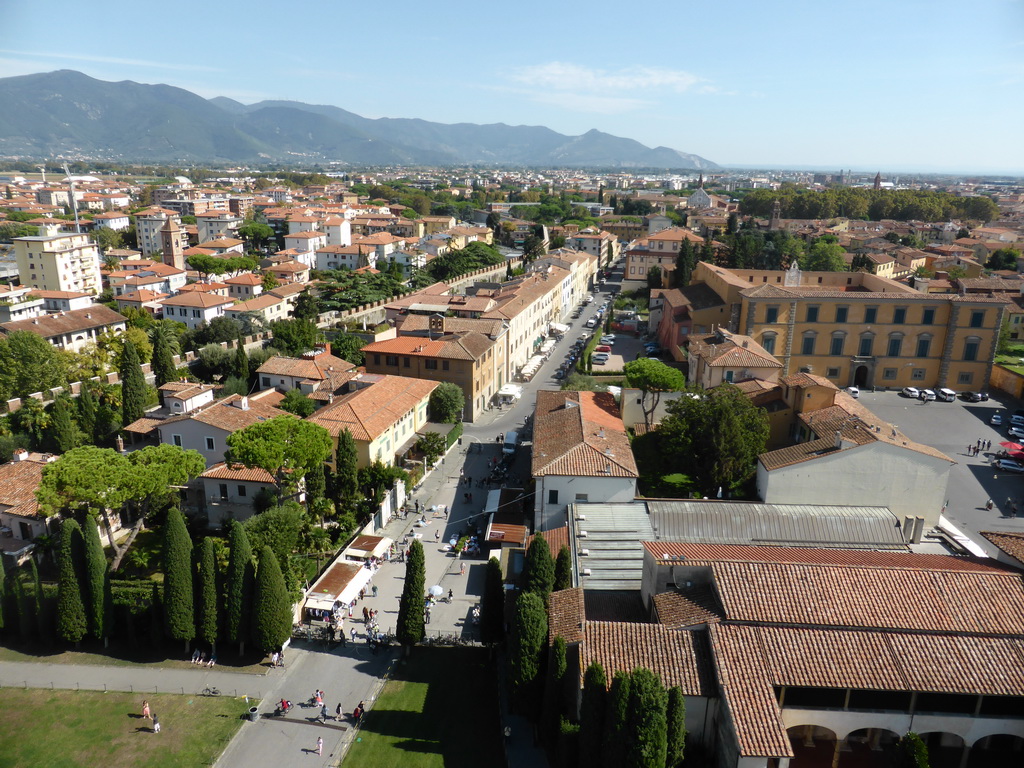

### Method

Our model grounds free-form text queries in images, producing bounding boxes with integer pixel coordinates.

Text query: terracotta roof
[200,462,275,484]
[307,375,437,442]
[160,292,234,308]
[548,587,585,645]
[159,394,290,433]
[688,331,781,369]
[0,458,45,518]
[531,391,638,479]
[362,332,494,362]
[256,353,356,382]
[652,586,723,629]
[580,622,712,697]
[779,372,837,389]
[395,314,506,338]
[526,525,570,561]
[159,381,216,400]
[980,530,1024,565]
[1,305,126,338]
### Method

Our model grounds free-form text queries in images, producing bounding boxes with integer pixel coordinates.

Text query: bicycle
[201,685,221,697]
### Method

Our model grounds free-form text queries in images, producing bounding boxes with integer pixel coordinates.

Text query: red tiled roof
[531,391,638,478]
[200,462,275,484]
[548,587,585,645]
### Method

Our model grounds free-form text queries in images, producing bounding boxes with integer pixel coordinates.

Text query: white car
[1007,425,1024,438]
[592,352,610,364]
[991,413,1004,426]
[901,387,920,399]
[993,458,1024,473]
[846,386,860,399]
[920,389,936,401]
[600,337,616,345]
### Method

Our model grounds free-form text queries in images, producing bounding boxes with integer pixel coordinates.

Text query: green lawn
[0,644,268,674]
[995,355,1024,376]
[345,646,503,768]
[0,689,249,768]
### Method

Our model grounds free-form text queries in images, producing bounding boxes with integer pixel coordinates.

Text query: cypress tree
[195,537,219,649]
[148,581,163,646]
[396,539,426,646]
[82,518,109,641]
[225,520,255,654]
[150,326,177,387]
[543,635,568,745]
[333,429,359,510]
[665,686,686,768]
[56,518,87,644]
[251,546,292,653]
[553,545,572,592]
[480,556,505,645]
[626,668,668,768]
[47,396,80,454]
[232,335,249,381]
[522,532,555,605]
[120,338,147,427]
[305,462,326,503]
[162,508,194,650]
[510,590,547,715]
[603,671,632,768]
[579,662,608,768]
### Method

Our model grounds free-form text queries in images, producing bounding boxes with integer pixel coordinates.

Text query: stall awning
[549,322,569,334]
[337,567,375,607]
[305,596,337,611]
[498,384,523,400]
[344,535,393,560]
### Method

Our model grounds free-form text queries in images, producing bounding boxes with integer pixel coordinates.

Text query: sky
[1,0,1023,174]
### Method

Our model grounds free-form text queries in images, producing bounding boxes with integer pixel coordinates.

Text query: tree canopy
[429,382,465,423]
[738,187,999,224]
[623,358,687,428]
[268,318,318,356]
[0,331,70,402]
[226,415,332,499]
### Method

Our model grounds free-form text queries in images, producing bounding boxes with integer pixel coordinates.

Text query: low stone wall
[990,363,1024,399]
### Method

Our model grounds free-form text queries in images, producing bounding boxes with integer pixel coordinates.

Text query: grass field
[345,646,503,768]
[0,644,268,675]
[0,689,249,768]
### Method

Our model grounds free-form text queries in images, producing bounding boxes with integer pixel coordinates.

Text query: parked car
[991,413,1004,426]
[920,389,936,401]
[1012,410,1024,426]
[992,458,1024,473]
[901,387,921,399]
[846,386,860,399]
[585,318,597,328]
[592,352,611,364]
[595,345,612,353]
[1008,425,1024,438]
[960,391,989,402]
[600,335,616,343]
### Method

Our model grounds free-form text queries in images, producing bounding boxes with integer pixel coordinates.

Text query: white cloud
[0,49,221,73]
[528,91,652,115]
[510,61,704,94]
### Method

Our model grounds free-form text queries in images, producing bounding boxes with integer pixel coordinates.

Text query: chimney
[236,396,249,411]
[834,430,842,449]
[12,449,28,462]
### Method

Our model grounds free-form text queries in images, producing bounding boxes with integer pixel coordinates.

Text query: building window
[835,306,848,323]
[762,333,776,355]
[385,355,399,366]
[442,360,450,371]
[403,356,411,368]
[882,367,897,380]
[912,368,926,380]
[801,333,816,355]
[864,306,877,324]
[548,489,559,505]
[922,307,935,325]
[765,306,779,323]
[219,484,228,500]
[826,367,840,378]
[205,437,215,451]
[829,333,845,356]
[916,336,931,358]
[858,334,874,357]
[373,354,380,365]
[424,359,438,370]
[958,371,974,385]
[970,311,984,328]
[724,370,734,382]
[262,376,270,387]
[806,305,819,322]
[887,334,903,357]
[963,337,980,361]
[893,307,907,324]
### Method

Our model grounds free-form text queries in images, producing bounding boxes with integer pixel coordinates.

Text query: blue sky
[2,0,1023,173]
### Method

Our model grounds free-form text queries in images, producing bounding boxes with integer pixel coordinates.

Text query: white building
[14,228,103,296]
[134,207,187,257]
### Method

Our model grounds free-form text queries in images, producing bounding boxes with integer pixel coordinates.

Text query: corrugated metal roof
[647,500,908,550]
[571,502,656,591]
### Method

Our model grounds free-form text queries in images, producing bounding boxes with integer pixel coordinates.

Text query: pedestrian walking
[142,700,151,720]
[460,562,466,576]
[152,714,161,734]
[316,736,323,756]
[362,606,369,623]
[351,627,357,643]
[320,704,329,722]
[372,585,378,598]
[987,499,995,511]
[987,439,992,451]
[336,703,343,722]
[435,530,440,542]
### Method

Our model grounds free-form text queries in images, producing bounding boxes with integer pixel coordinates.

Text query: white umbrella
[429,585,444,597]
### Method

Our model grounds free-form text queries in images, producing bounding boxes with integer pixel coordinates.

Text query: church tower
[873,171,882,191]
[160,215,184,270]
[769,199,781,231]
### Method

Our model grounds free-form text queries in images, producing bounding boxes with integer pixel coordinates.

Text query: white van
[937,388,957,402]
[502,430,519,455]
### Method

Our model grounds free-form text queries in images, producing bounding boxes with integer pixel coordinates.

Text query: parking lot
[856,389,1024,554]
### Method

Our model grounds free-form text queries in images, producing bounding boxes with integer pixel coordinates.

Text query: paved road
[856,389,1024,554]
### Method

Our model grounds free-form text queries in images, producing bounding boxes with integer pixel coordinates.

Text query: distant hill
[0,70,719,169]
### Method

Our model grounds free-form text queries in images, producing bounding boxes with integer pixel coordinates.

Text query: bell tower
[160,215,184,270]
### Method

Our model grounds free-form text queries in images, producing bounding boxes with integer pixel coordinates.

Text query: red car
[595,345,612,353]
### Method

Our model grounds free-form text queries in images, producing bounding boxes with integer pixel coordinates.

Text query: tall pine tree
[305,462,326,503]
[579,662,608,768]
[82,519,109,642]
[665,686,686,768]
[522,532,555,605]
[396,539,426,646]
[553,545,572,592]
[150,325,177,387]
[225,520,255,654]
[232,335,249,381]
[603,671,632,768]
[251,546,292,653]
[47,396,80,454]
[119,338,147,427]
[510,590,547,715]
[77,385,98,446]
[195,537,219,650]
[332,429,359,511]
[625,668,668,768]
[56,518,87,644]
[162,507,194,650]
[675,240,697,288]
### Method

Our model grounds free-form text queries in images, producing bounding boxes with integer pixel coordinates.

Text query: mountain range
[0,70,718,170]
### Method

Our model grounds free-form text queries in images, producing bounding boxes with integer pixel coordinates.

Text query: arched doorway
[854,365,869,387]
[968,734,1024,767]
[919,732,965,768]
[788,724,837,768]
[838,728,900,767]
